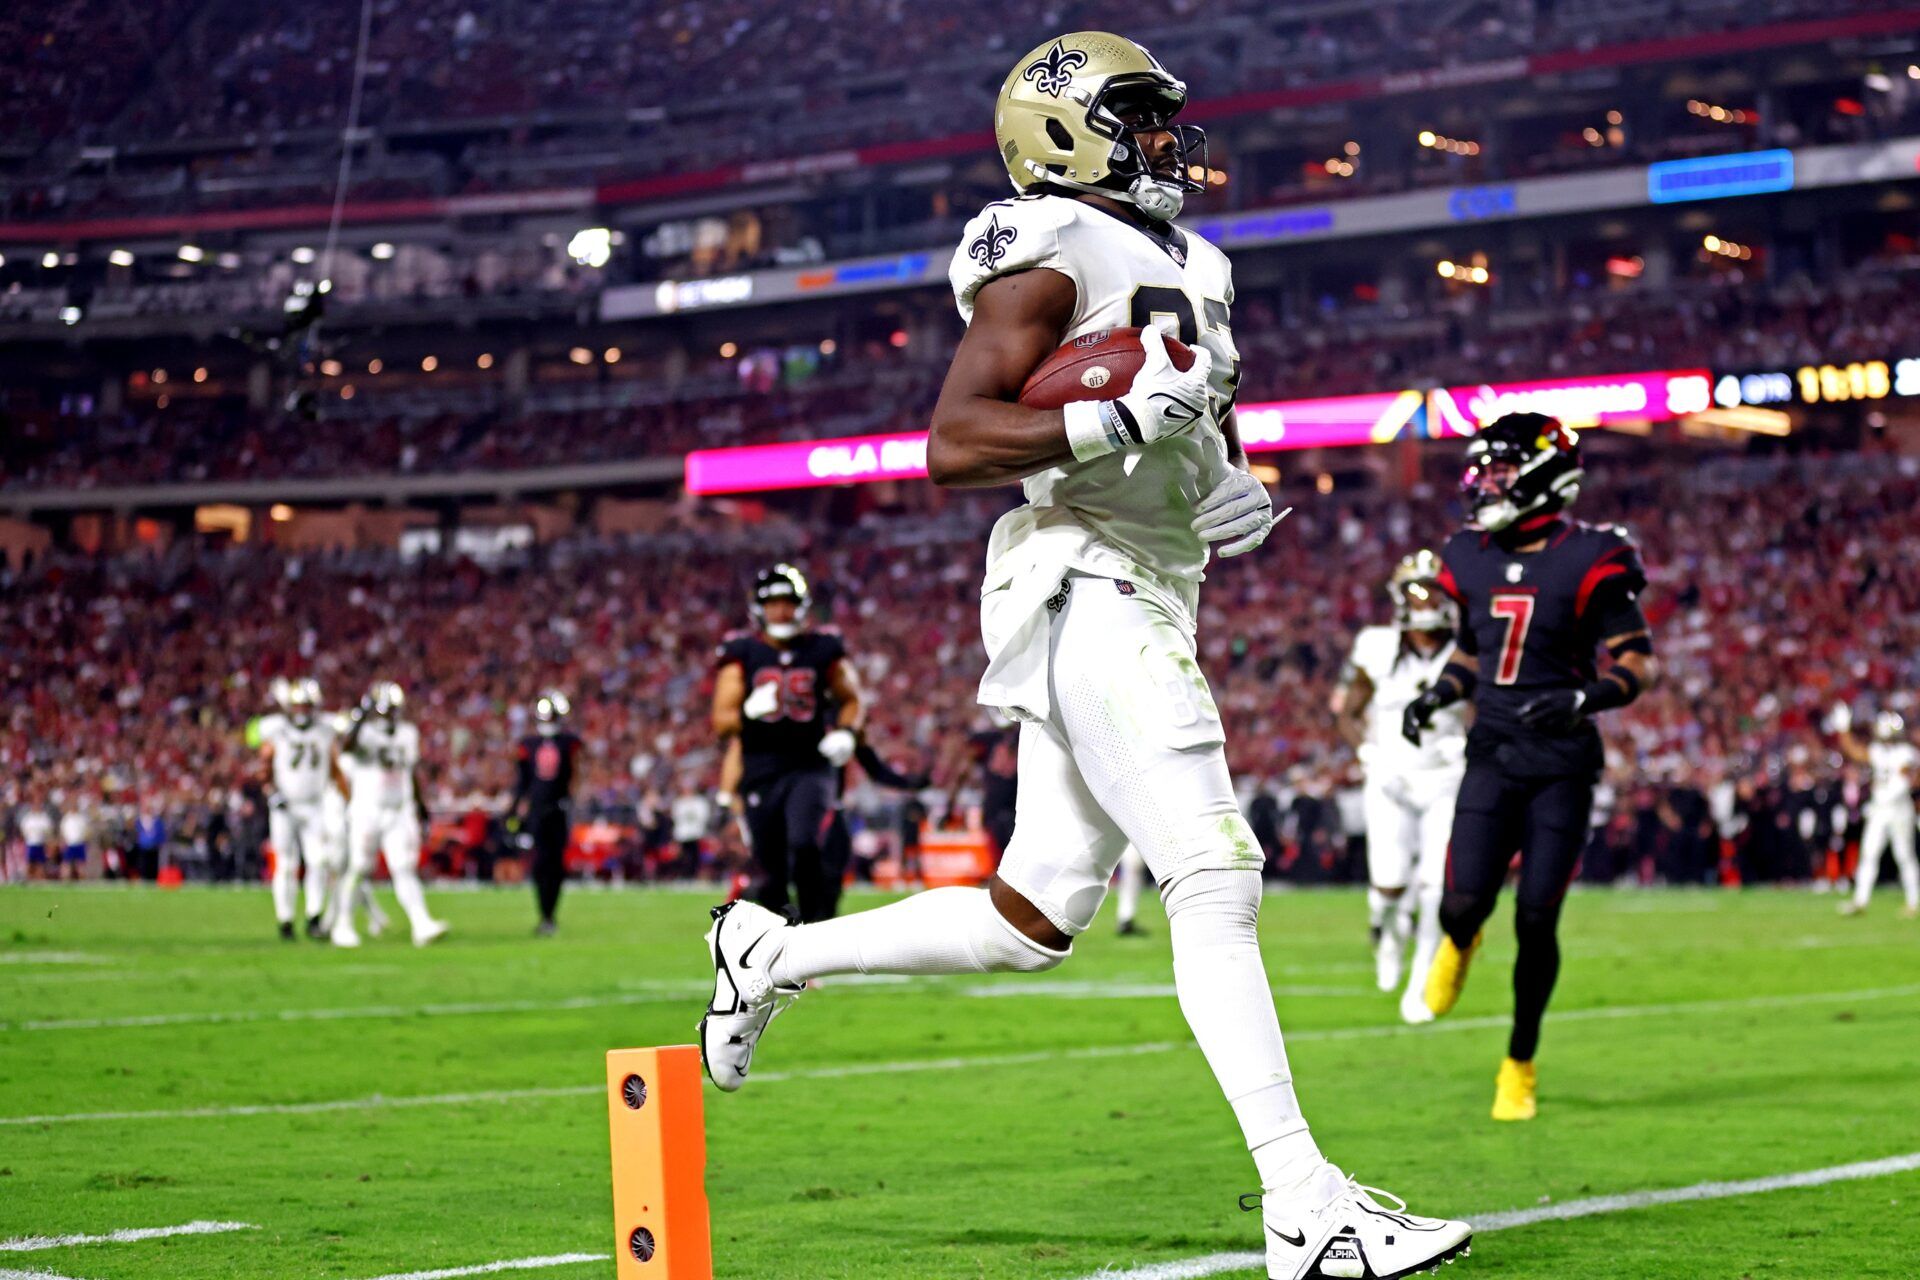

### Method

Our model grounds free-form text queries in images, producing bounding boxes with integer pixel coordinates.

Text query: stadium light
[370,242,396,260]
[178,244,204,262]
[193,367,208,383]
[340,384,355,400]
[40,251,59,269]
[152,369,168,384]
[1418,130,1437,147]
[568,227,613,269]
[270,504,295,522]
[108,248,135,266]
[320,359,343,377]
[719,342,738,358]
[1344,141,1360,156]
[476,353,494,369]
[58,306,82,325]
[291,246,316,264]
[569,347,593,365]
[819,339,837,355]
[368,358,384,374]
[421,355,439,372]
[604,347,622,364]
[1437,260,1456,278]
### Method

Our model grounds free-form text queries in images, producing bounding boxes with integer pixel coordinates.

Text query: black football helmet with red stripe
[1461,412,1584,532]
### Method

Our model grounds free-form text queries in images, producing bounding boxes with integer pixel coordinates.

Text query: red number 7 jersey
[1437,519,1647,739]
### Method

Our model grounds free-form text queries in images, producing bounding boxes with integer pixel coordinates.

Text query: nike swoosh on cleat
[739,931,770,969]
[1267,1226,1305,1247]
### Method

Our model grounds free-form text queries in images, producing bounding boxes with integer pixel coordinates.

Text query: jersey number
[749,669,818,722]
[286,742,322,771]
[1489,593,1536,686]
[1129,287,1241,413]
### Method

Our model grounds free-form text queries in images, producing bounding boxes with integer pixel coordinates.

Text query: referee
[508,690,582,936]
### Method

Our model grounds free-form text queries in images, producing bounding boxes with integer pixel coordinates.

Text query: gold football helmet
[994,31,1207,222]
[1389,550,1453,632]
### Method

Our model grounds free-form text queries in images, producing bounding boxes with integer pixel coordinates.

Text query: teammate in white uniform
[329,681,447,948]
[1835,706,1920,917]
[695,33,1469,1280]
[1330,552,1468,1022]
[257,677,339,939]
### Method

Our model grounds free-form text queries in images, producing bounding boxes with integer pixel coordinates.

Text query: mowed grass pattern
[2,885,1918,1278]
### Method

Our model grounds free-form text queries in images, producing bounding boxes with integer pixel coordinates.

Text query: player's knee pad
[1162,867,1261,939]
[1512,899,1561,947]
[978,904,1069,973]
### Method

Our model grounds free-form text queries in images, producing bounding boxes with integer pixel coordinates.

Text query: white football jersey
[951,192,1242,611]
[1867,740,1917,810]
[259,712,339,805]
[1348,625,1466,775]
[19,809,53,846]
[342,718,421,810]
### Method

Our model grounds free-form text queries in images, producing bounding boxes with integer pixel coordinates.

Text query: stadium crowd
[4,0,1893,217]
[7,264,1916,492]
[5,450,1918,891]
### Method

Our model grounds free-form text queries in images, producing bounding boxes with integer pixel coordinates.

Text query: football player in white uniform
[1331,552,1468,1022]
[1834,706,1920,917]
[329,682,447,948]
[258,677,339,939]
[695,32,1470,1280]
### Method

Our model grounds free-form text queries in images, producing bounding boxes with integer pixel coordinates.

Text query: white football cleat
[413,919,450,947]
[1398,981,1435,1026]
[329,921,362,949]
[699,900,802,1092]
[1252,1164,1471,1280]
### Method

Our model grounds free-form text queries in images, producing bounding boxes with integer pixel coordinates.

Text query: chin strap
[1127,176,1184,221]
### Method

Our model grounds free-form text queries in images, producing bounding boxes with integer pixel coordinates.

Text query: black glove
[1518,689,1587,732]
[1402,687,1448,745]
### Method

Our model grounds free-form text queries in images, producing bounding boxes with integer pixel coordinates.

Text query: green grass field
[3,883,1918,1279]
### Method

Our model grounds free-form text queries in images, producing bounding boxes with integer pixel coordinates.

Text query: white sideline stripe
[7,982,1916,1129]
[0,1267,87,1280]
[1070,1150,1920,1279]
[0,1220,255,1252]
[0,990,702,1032]
[349,1252,609,1280]
[0,952,109,965]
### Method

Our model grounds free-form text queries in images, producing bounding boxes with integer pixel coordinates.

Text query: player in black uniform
[507,690,582,936]
[1402,412,1659,1121]
[712,564,866,923]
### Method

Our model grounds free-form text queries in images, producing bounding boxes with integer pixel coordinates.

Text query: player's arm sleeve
[1577,533,1651,643]
[949,199,1083,325]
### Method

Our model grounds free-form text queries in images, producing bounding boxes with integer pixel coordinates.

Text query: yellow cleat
[1492,1056,1537,1121]
[1423,930,1482,1017]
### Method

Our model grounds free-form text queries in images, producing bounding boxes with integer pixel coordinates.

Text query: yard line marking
[0,1221,256,1252]
[7,983,1916,1128]
[960,982,1364,999]
[0,1267,89,1280]
[0,955,109,967]
[348,1253,610,1280]
[1069,1150,1920,1279]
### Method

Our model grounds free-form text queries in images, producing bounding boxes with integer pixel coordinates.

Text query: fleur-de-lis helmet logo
[1021,42,1087,98]
[969,214,1017,269]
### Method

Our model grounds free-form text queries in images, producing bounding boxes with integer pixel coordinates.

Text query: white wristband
[1063,399,1126,462]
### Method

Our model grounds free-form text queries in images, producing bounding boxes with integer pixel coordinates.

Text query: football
[1018,325,1198,410]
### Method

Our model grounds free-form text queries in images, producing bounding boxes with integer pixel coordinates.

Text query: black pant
[744,769,839,923]
[528,807,570,923]
[1440,759,1595,1063]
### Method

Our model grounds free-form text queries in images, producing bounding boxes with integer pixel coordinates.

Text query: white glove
[818,728,857,768]
[742,680,781,722]
[1828,702,1853,735]
[1062,326,1214,461]
[1192,469,1289,558]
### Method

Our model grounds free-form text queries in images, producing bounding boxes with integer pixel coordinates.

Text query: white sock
[270,855,299,925]
[359,880,388,924]
[302,861,328,922]
[768,886,1066,985]
[331,869,361,932]
[1163,870,1324,1194]
[389,868,434,932]
[1116,846,1145,927]
[1404,884,1444,993]
[1366,886,1392,933]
